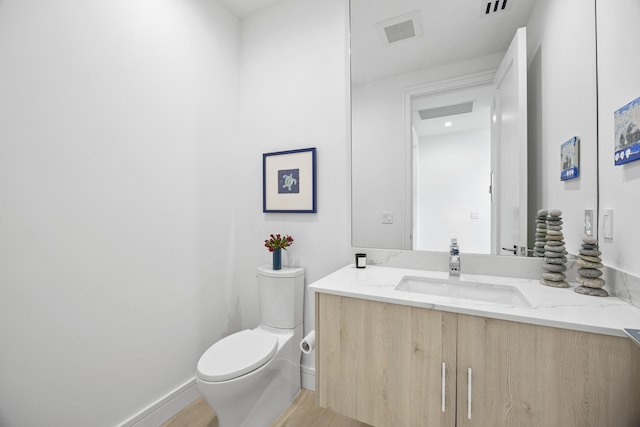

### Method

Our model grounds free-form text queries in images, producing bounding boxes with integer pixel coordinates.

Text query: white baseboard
[118,367,315,426]
[301,365,315,391]
[118,378,201,427]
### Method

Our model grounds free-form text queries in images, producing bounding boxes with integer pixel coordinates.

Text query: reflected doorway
[411,85,493,253]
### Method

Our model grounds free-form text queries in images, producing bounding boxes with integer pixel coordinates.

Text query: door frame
[491,26,528,256]
[402,70,497,250]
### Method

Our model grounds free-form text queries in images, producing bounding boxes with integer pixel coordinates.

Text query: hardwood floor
[161,389,371,427]
[161,396,217,427]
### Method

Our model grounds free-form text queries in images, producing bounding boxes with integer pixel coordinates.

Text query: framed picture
[263,147,317,213]
[560,136,580,181]
[614,96,640,166]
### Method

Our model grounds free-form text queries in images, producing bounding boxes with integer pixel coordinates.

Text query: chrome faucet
[449,238,460,276]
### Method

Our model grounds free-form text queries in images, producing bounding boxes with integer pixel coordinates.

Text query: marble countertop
[308,264,640,338]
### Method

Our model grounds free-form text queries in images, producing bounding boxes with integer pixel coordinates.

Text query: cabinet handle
[467,368,472,420]
[441,362,446,412]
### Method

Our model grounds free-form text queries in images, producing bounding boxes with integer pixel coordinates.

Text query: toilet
[196,266,304,427]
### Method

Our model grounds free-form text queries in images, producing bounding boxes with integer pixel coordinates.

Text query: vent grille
[383,20,416,43]
[418,102,474,120]
[376,11,423,45]
[482,0,511,16]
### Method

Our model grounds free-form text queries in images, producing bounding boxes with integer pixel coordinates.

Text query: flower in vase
[264,234,294,252]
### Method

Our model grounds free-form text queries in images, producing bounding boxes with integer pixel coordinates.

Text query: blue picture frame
[560,136,580,181]
[263,147,317,213]
[614,96,640,166]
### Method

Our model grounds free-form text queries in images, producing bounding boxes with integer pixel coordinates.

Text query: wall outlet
[603,209,613,239]
[382,211,393,224]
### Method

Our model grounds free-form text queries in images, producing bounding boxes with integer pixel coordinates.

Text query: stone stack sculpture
[575,237,607,297]
[540,209,569,288]
[533,209,548,257]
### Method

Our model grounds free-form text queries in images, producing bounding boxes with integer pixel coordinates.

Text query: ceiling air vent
[384,20,416,43]
[418,102,474,120]
[482,0,512,16]
[376,11,423,45]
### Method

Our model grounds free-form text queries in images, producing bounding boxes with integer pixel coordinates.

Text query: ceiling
[221,0,537,138]
[351,0,537,138]
[219,0,283,18]
[221,0,537,81]
[351,0,537,85]
[413,84,493,137]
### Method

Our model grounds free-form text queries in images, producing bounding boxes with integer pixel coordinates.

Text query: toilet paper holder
[300,331,315,354]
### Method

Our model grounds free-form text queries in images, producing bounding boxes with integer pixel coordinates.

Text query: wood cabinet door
[316,294,456,427]
[456,314,640,427]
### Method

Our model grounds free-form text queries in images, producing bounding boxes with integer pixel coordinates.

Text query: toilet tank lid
[197,330,277,382]
[257,265,304,278]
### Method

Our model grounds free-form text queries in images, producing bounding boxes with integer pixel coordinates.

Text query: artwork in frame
[614,96,640,166]
[263,147,317,213]
[560,136,580,181]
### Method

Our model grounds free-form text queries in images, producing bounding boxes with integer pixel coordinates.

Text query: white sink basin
[395,275,531,307]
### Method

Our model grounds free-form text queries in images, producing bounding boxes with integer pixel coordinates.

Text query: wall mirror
[351,0,599,256]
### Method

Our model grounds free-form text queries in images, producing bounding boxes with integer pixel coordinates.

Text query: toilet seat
[197,329,278,382]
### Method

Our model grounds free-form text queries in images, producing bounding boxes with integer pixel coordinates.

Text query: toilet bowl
[196,266,304,427]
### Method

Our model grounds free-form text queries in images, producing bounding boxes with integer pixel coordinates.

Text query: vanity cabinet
[455,314,640,426]
[316,293,640,427]
[316,293,457,426]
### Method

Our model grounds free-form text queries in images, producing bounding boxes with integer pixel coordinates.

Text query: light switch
[471,211,480,219]
[382,211,393,224]
[603,209,613,239]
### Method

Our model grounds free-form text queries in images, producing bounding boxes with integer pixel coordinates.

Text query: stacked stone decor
[540,209,569,288]
[533,209,547,257]
[575,237,607,297]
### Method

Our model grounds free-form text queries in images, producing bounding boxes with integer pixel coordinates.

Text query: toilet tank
[257,266,304,329]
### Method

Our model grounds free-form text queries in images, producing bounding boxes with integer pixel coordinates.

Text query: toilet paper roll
[299,331,316,354]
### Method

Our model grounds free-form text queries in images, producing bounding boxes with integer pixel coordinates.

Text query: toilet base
[196,324,302,427]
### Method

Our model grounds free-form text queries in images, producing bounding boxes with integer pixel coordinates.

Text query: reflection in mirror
[412,85,493,253]
[596,0,640,276]
[351,0,598,257]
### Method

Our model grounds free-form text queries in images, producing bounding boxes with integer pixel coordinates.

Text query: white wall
[0,1,241,425]
[352,54,503,249]
[596,0,640,277]
[237,0,350,374]
[12,0,636,424]
[526,0,598,254]
[416,129,491,253]
[0,0,350,423]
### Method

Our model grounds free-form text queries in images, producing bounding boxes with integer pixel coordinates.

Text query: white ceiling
[351,0,537,138]
[221,0,537,80]
[351,0,537,85]
[221,0,537,138]
[219,0,282,18]
[413,84,493,137]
